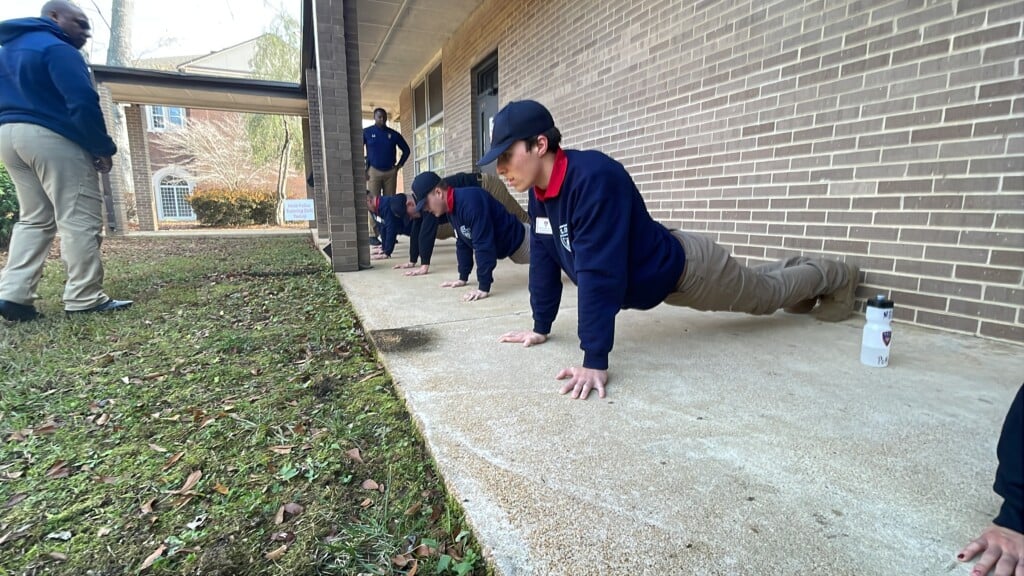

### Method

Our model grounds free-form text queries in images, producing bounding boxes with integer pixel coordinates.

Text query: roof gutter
[360,0,410,89]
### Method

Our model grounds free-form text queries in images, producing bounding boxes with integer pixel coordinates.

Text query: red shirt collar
[533,149,567,202]
[446,188,455,213]
[375,195,381,214]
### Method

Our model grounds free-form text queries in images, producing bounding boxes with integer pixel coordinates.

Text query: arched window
[156,173,195,220]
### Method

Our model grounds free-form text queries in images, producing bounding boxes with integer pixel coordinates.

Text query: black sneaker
[368,237,381,247]
[0,299,42,322]
[67,299,133,316]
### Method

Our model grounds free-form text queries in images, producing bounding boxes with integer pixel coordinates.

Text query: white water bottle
[861,295,894,367]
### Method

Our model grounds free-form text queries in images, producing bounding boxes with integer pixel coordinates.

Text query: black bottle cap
[866,294,894,309]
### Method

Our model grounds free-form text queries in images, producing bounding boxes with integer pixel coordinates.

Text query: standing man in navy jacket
[418,178,530,302]
[0,1,132,322]
[363,108,410,244]
[958,384,1023,576]
[483,100,858,400]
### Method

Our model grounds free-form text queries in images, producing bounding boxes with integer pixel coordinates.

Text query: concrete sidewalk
[337,239,1023,576]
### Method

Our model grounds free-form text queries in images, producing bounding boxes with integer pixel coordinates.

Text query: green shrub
[0,163,17,249]
[188,187,276,227]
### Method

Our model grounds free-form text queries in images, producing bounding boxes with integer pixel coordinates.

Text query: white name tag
[535,217,552,235]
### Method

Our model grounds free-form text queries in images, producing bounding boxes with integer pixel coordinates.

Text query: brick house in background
[134,37,305,222]
[357,0,1022,343]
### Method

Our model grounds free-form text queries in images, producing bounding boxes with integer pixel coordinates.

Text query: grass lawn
[0,236,486,575]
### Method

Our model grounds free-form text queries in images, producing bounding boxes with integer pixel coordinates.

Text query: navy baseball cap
[411,171,441,213]
[477,100,555,166]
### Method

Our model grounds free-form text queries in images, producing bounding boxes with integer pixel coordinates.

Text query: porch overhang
[91,65,308,117]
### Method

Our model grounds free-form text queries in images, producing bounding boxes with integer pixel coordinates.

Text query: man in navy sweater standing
[958,384,1023,576]
[417,177,531,302]
[483,100,858,400]
[363,108,410,245]
[0,1,132,322]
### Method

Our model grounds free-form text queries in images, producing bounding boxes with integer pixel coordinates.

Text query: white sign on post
[284,199,316,222]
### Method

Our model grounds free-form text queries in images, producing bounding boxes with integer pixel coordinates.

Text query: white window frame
[147,105,186,132]
[153,166,196,221]
[413,64,444,177]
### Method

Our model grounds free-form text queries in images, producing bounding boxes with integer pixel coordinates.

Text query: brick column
[300,117,317,232]
[124,104,157,232]
[304,70,330,239]
[98,87,130,235]
[312,0,369,272]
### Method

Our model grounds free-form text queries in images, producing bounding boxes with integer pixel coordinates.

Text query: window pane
[415,159,428,174]
[428,120,444,154]
[413,82,426,127]
[414,129,427,157]
[427,65,443,118]
[428,153,444,172]
[168,107,185,127]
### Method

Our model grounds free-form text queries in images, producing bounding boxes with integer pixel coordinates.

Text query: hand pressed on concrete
[462,289,489,302]
[498,330,547,348]
[557,366,608,400]
[958,524,1024,576]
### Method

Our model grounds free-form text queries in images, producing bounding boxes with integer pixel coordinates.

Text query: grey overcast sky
[0,0,301,64]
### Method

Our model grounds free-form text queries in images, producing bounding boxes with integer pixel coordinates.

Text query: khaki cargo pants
[367,166,398,237]
[663,230,850,314]
[0,123,109,311]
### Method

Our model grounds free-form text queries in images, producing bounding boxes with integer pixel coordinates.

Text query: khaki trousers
[367,166,398,237]
[0,123,108,310]
[663,230,849,314]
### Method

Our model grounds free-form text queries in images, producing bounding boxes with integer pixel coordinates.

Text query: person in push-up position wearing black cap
[481,100,860,401]
[393,171,528,278]
[414,174,531,302]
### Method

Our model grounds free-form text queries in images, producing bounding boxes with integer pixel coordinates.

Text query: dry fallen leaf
[97,527,112,537]
[413,544,431,558]
[392,554,412,568]
[148,443,168,453]
[45,460,69,479]
[140,497,156,514]
[199,416,217,429]
[269,445,294,455]
[94,476,118,484]
[33,423,58,435]
[169,470,202,495]
[265,544,288,561]
[6,430,27,442]
[213,482,229,495]
[274,502,304,525]
[404,502,422,516]
[2,470,24,480]
[4,493,27,508]
[139,543,166,571]
[47,552,68,562]
[161,452,184,472]
[269,531,295,544]
[292,423,305,436]
[95,413,110,426]
[360,479,379,491]
[407,559,419,576]
[360,498,373,508]
[345,448,364,464]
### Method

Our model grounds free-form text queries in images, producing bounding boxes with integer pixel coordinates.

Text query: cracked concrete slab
[337,238,1023,576]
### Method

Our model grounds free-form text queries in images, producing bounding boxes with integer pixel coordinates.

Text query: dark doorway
[473,53,499,175]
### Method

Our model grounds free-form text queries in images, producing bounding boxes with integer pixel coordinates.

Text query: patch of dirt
[369,328,433,353]
[312,376,341,399]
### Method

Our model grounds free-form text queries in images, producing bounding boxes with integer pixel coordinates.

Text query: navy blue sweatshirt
[363,125,409,172]
[994,384,1023,533]
[0,18,116,158]
[409,173,480,266]
[376,195,412,257]
[446,186,526,293]
[529,149,686,370]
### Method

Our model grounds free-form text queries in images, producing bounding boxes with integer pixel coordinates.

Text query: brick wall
[426,0,1023,343]
[124,104,157,232]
